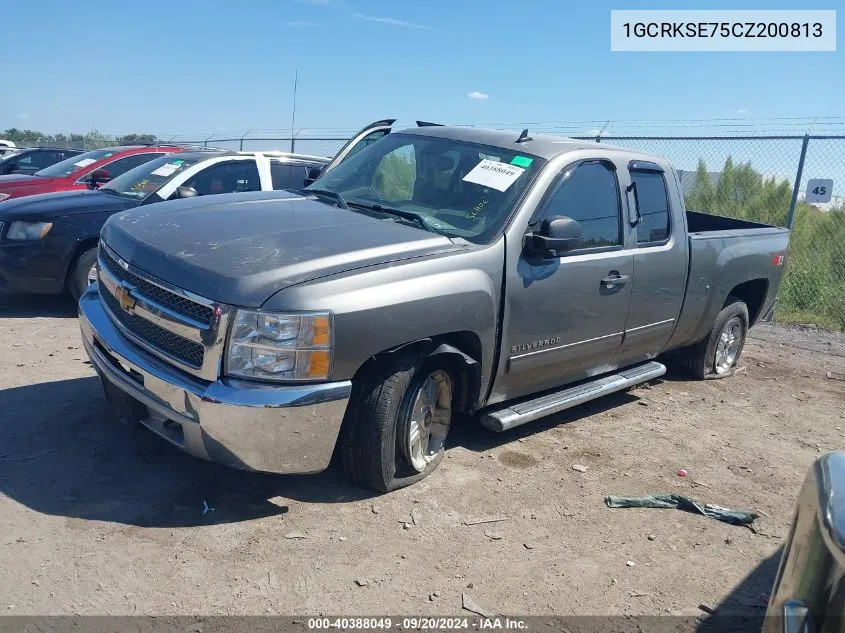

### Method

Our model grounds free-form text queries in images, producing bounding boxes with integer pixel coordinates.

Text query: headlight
[226,310,333,381]
[0,193,10,202]
[6,221,53,240]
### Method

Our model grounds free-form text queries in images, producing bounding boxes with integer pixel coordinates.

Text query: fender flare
[377,339,481,415]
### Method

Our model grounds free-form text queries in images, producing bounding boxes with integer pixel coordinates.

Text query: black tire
[339,352,452,492]
[69,247,98,302]
[99,376,144,435]
[677,296,749,380]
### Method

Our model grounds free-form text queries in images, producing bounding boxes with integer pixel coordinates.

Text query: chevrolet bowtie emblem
[115,283,136,312]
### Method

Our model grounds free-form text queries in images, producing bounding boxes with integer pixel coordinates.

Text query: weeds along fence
[34,132,845,330]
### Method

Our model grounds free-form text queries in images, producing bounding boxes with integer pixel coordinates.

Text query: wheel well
[353,332,483,416]
[727,279,767,325]
[64,237,99,290]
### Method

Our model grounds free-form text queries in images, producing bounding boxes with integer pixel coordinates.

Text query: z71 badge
[512,337,562,354]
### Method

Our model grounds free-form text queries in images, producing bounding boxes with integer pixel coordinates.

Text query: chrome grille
[101,286,205,367]
[100,248,214,325]
[96,243,232,381]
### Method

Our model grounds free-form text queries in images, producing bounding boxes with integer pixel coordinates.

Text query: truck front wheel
[339,353,453,492]
[678,296,749,380]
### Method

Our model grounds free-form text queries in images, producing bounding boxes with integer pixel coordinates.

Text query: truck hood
[0,190,136,221]
[101,190,464,307]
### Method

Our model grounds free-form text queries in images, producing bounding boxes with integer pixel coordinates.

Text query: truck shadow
[0,290,77,318]
[448,389,642,452]
[0,376,374,529]
[1,374,666,528]
[696,547,781,632]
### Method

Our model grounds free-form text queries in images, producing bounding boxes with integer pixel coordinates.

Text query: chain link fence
[18,135,349,157]
[198,136,348,158]
[21,130,845,330]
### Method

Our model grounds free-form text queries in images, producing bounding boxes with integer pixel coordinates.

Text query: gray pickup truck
[78,122,790,491]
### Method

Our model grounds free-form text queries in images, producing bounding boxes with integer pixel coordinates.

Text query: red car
[0,145,186,202]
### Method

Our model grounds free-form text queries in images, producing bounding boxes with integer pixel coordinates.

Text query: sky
[1,0,842,138]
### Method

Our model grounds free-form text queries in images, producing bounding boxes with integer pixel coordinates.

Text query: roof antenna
[515,128,532,143]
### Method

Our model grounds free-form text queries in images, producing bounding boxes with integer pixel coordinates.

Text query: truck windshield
[100,156,200,199]
[306,133,544,242]
[34,149,117,178]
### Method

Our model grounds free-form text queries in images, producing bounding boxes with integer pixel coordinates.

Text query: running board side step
[481,361,666,432]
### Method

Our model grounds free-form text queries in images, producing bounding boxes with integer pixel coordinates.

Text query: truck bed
[686,209,784,234]
[666,210,790,351]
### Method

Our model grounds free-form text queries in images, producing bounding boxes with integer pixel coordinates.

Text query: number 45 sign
[805,179,833,204]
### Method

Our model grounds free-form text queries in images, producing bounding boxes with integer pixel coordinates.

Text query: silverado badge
[115,283,136,313]
[511,337,562,354]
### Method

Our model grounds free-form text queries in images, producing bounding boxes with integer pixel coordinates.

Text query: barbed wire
[143,116,845,141]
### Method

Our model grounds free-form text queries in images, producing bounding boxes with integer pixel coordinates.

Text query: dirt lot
[1,291,844,619]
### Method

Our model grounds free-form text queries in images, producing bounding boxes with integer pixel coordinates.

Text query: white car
[0,148,331,299]
[0,140,18,156]
[101,148,330,202]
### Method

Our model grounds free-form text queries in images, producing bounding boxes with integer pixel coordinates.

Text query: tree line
[1,128,157,148]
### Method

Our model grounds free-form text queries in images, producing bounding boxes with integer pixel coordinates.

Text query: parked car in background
[763,451,844,633]
[0,140,17,156]
[0,145,187,202]
[0,147,83,175]
[0,150,329,299]
[79,124,790,491]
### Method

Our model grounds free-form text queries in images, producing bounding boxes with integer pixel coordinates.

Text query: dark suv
[0,147,82,175]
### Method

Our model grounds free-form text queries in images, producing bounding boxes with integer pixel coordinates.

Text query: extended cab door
[320,119,397,177]
[489,157,634,404]
[612,161,687,367]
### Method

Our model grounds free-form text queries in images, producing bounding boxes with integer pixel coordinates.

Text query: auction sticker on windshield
[150,163,182,178]
[74,158,97,168]
[462,159,525,192]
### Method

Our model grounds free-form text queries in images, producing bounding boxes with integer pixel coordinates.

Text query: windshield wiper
[299,188,348,209]
[346,201,438,233]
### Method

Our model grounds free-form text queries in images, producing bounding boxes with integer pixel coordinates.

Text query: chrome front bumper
[78,284,351,474]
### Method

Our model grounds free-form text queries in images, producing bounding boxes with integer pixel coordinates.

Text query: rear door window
[270,163,309,190]
[630,170,671,245]
[31,151,62,168]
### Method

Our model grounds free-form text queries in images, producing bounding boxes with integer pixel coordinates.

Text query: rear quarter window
[631,170,671,245]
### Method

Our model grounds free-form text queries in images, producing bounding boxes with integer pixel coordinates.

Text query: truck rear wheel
[339,353,453,492]
[678,296,749,380]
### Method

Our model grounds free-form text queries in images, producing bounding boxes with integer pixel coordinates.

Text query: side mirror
[176,186,199,199]
[87,168,111,189]
[304,165,325,186]
[525,215,583,258]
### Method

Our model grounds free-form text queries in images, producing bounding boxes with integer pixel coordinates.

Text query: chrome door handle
[601,274,630,288]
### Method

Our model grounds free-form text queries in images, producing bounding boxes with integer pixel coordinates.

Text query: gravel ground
[1,291,843,620]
